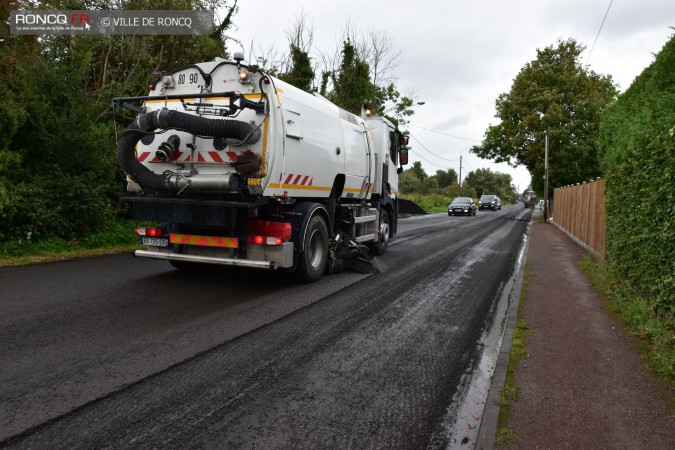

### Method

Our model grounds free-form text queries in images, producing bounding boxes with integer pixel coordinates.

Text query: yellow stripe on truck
[269,183,332,191]
[170,233,239,248]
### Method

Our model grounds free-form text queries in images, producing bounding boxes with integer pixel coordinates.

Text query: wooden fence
[551,178,606,257]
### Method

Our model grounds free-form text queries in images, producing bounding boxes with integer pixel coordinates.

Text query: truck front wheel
[369,209,390,255]
[297,214,329,282]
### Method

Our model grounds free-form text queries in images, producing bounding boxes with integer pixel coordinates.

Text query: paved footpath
[497,221,674,449]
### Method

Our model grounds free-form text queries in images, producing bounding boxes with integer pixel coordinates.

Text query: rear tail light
[136,227,163,237]
[245,220,291,247]
[247,235,283,246]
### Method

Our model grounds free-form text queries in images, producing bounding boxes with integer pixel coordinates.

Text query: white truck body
[116,56,407,280]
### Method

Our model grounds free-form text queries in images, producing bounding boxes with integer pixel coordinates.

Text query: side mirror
[397,167,403,174]
[399,147,409,165]
[399,135,409,146]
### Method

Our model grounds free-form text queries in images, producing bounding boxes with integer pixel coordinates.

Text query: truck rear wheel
[297,214,329,282]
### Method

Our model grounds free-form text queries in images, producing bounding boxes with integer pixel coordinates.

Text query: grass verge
[400,193,452,213]
[494,268,534,445]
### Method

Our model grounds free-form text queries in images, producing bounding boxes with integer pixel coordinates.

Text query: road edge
[473,212,534,449]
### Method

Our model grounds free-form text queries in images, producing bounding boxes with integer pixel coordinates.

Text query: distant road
[0,206,531,449]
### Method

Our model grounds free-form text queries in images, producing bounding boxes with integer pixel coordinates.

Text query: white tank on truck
[115,53,410,281]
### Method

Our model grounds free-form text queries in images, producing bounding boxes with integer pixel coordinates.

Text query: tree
[0,1,30,230]
[429,169,457,189]
[398,162,429,194]
[317,23,417,121]
[398,169,423,194]
[279,44,315,92]
[464,168,512,199]
[471,38,618,195]
[331,39,373,114]
[278,11,315,92]
[409,161,428,181]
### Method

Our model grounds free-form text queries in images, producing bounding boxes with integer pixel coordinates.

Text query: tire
[296,214,329,282]
[370,209,391,255]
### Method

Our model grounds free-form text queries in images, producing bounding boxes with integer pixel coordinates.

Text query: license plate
[141,237,169,247]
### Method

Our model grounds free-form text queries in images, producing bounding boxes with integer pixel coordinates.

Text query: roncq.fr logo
[14,13,90,26]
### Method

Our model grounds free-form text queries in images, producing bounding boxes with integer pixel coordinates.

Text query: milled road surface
[0,207,531,449]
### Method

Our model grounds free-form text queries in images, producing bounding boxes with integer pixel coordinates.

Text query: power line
[403,127,508,180]
[462,157,474,172]
[404,128,461,164]
[407,122,482,143]
[586,0,614,65]
[409,150,450,170]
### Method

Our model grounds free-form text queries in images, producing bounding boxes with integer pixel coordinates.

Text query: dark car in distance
[448,197,476,216]
[479,194,501,211]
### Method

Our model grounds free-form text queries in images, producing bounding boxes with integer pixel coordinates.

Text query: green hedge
[598,33,675,370]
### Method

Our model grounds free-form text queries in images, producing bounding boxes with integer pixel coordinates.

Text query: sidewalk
[492,219,674,448]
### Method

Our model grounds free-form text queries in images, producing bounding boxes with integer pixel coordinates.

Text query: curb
[473,211,535,449]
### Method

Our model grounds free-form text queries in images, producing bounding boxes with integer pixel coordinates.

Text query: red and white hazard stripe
[137,151,239,164]
[280,173,313,186]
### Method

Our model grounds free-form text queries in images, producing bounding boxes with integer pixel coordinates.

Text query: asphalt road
[0,206,532,449]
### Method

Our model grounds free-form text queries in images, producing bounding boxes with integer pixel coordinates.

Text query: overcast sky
[227,1,673,194]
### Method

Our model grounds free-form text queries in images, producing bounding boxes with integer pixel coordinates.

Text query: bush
[597,33,675,372]
[2,170,118,242]
[0,219,140,260]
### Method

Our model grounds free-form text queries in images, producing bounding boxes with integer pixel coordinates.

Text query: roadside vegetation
[582,254,674,382]
[594,33,674,380]
[399,162,520,207]
[400,193,450,213]
[0,220,140,267]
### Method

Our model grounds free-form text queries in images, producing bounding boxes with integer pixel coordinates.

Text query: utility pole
[458,155,462,195]
[544,130,549,222]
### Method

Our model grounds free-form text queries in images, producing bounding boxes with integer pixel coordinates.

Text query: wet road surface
[0,206,531,449]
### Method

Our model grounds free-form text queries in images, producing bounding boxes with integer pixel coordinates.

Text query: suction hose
[118,109,259,192]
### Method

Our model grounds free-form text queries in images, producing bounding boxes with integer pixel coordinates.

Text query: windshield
[480,195,495,201]
[451,197,471,205]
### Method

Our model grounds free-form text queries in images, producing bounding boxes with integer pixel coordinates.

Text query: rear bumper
[134,249,278,269]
